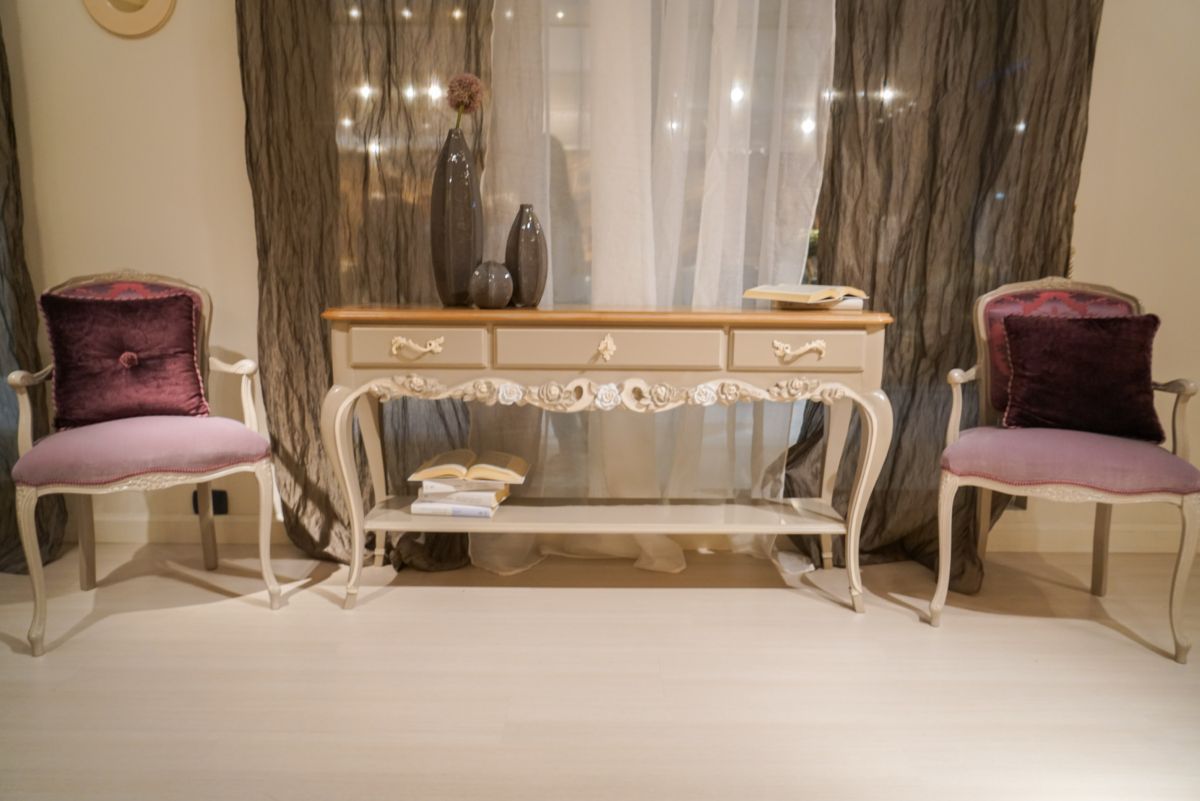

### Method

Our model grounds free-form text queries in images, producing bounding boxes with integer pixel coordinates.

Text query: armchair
[7,272,282,657]
[930,277,1199,663]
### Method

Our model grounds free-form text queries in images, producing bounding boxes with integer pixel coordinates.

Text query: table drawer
[730,329,865,372]
[494,327,725,370]
[348,326,488,368]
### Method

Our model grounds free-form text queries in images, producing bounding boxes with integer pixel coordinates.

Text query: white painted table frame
[320,308,894,611]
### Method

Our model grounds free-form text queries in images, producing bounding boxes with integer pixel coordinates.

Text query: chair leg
[976,488,993,559]
[15,486,46,657]
[819,534,834,569]
[1091,503,1112,597]
[1170,496,1199,664]
[77,495,97,591]
[196,481,218,571]
[930,473,958,627]
[255,463,283,610]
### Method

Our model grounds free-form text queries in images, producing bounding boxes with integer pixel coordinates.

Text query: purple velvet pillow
[41,292,210,428]
[1002,314,1163,443]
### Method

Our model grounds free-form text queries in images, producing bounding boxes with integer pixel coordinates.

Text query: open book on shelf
[408,449,530,485]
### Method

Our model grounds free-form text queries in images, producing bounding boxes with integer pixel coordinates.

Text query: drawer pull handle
[391,335,445,358]
[772,338,826,362]
[596,333,617,363]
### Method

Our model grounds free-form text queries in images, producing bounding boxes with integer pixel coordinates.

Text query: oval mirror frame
[83,0,176,38]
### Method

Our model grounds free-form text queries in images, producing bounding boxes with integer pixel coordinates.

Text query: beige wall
[1,0,267,541]
[2,1,1196,549]
[991,0,1200,552]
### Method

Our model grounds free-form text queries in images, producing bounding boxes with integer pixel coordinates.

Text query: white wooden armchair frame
[7,271,281,657]
[930,276,1198,663]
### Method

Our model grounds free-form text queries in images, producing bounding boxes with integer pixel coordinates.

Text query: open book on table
[742,283,867,309]
[408,449,530,485]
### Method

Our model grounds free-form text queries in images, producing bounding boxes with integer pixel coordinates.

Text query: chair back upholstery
[972,276,1141,426]
[43,271,214,396]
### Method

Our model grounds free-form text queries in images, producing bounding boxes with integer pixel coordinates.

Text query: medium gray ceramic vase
[469,261,513,309]
[430,128,483,307]
[504,204,548,308]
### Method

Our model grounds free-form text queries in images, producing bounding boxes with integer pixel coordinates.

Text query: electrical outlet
[192,489,229,515]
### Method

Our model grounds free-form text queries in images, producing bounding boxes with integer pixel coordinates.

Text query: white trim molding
[368,373,851,414]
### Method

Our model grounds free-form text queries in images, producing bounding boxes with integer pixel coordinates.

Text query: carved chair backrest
[42,271,215,402]
[972,276,1142,427]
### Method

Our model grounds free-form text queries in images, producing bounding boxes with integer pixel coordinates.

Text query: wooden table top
[322,306,894,329]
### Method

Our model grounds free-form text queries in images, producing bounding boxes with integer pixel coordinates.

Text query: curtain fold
[787,0,1104,592]
[0,18,66,574]
[472,0,836,576]
[238,0,491,561]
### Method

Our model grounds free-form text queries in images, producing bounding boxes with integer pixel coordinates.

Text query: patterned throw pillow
[41,290,210,428]
[1001,314,1163,443]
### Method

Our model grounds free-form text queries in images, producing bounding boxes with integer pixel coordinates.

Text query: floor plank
[0,544,1197,801]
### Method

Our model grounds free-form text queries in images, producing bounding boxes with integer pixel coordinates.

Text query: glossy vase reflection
[504,204,548,308]
[430,128,483,307]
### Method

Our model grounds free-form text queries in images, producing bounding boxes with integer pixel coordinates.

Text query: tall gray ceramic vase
[430,128,483,307]
[505,204,548,308]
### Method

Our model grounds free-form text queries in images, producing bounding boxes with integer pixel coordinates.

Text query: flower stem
[455,107,463,130]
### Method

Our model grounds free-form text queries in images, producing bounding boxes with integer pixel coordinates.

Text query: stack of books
[407,449,529,518]
[743,283,867,310]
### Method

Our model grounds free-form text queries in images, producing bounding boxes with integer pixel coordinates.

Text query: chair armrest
[1154,378,1198,461]
[209,356,261,433]
[6,366,53,457]
[945,366,977,447]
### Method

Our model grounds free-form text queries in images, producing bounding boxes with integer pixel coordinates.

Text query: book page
[465,451,530,484]
[408,449,476,481]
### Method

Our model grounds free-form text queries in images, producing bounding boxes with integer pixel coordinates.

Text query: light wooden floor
[0,543,1197,801]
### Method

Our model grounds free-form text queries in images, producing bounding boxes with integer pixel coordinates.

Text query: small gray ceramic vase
[469,261,514,309]
[504,204,548,308]
[430,128,484,307]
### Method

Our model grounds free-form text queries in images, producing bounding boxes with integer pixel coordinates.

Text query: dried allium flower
[447,72,485,127]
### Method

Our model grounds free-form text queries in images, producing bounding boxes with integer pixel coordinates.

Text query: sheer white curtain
[472,0,835,576]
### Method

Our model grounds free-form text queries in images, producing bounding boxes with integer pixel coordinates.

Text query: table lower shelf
[364,497,847,536]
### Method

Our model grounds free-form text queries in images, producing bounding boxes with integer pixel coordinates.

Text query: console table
[320,307,894,611]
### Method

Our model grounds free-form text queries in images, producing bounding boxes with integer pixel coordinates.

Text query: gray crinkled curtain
[789,0,1103,592]
[237,1,490,560]
[0,19,66,573]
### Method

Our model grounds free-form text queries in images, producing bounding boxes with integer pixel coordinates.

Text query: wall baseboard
[987,521,1181,553]
[92,514,290,545]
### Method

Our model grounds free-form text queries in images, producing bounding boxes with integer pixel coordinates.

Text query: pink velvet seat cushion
[942,427,1200,496]
[11,416,270,488]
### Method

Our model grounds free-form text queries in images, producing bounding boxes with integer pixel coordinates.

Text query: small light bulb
[556,9,565,19]
[1015,120,1027,133]
[368,140,381,156]
[403,85,417,101]
[504,9,513,19]
[357,83,373,100]
[348,6,360,19]
[799,117,816,135]
[880,85,896,103]
[401,7,412,19]
[730,85,744,104]
[428,82,443,101]
[451,8,463,20]
[339,117,353,128]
